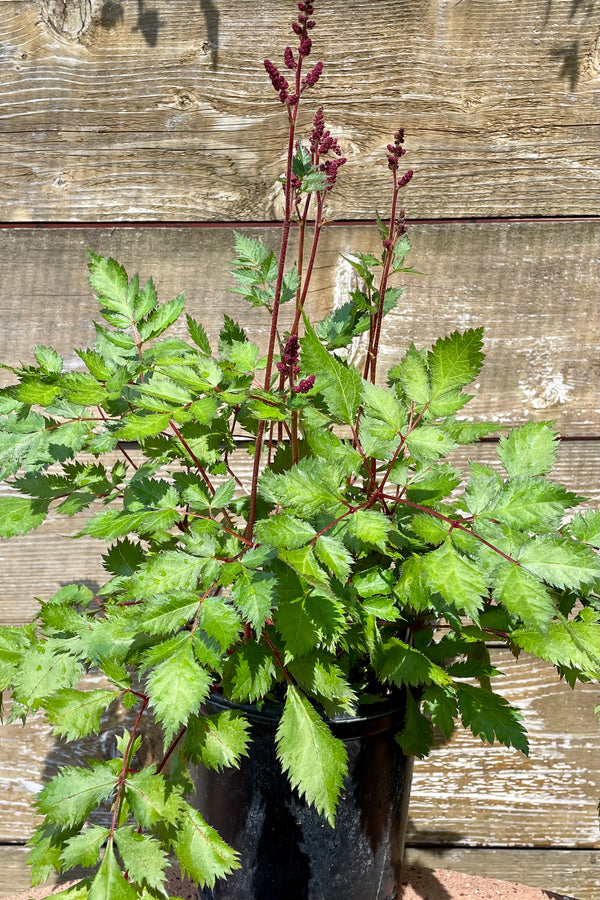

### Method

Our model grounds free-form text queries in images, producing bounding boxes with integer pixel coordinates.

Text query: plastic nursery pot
[193,692,413,900]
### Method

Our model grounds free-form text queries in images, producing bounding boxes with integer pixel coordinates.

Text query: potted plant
[0,2,598,899]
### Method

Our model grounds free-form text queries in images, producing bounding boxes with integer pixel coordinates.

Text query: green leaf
[255,514,317,549]
[44,689,120,740]
[61,826,110,870]
[36,762,118,827]
[314,535,353,582]
[222,642,277,702]
[173,804,240,889]
[301,317,361,425]
[497,421,558,478]
[395,690,434,758]
[146,641,212,742]
[276,685,348,826]
[405,425,457,464]
[422,685,458,739]
[200,597,242,651]
[138,293,186,342]
[141,594,201,635]
[89,840,138,900]
[13,640,83,708]
[113,827,169,893]
[125,768,182,828]
[378,639,452,688]
[455,683,529,754]
[422,541,488,620]
[87,251,131,314]
[428,328,484,399]
[491,562,554,632]
[231,570,276,635]
[275,598,321,659]
[361,380,407,431]
[389,344,430,407]
[35,346,63,375]
[483,477,580,531]
[116,411,171,441]
[184,711,251,770]
[0,496,48,537]
[260,460,342,518]
[132,550,208,598]
[210,478,236,510]
[518,536,600,589]
[512,607,599,679]
[347,508,391,551]
[566,509,600,548]
[187,314,211,354]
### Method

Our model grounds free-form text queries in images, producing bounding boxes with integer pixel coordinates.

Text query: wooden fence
[0,1,598,897]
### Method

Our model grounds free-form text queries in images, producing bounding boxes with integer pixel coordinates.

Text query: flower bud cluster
[309,106,346,190]
[292,374,316,394]
[277,335,301,378]
[264,2,318,106]
[386,128,413,188]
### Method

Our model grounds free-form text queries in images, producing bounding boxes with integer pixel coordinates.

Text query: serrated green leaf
[36,762,118,827]
[87,251,131,313]
[278,544,329,586]
[116,412,171,441]
[210,478,236,510]
[231,570,275,635]
[260,460,342,518]
[567,509,600,548]
[184,711,251,770]
[102,539,145,577]
[187,314,211,354]
[146,641,212,742]
[405,424,457,463]
[428,328,484,399]
[223,641,277,702]
[347,508,391,551]
[491,562,554,632]
[141,594,201,635]
[395,690,434,758]
[0,496,48,537]
[512,609,600,678]
[301,317,361,424]
[125,768,183,828]
[455,683,529,754]
[482,477,580,531]
[518,535,599,589]
[200,597,242,652]
[389,344,430,406]
[138,293,186,342]
[421,541,488,620]
[89,840,138,900]
[35,345,63,375]
[114,827,169,893]
[255,513,317,549]
[361,380,407,431]
[44,688,120,740]
[314,534,353,582]
[13,640,83,708]
[276,685,348,826]
[378,639,452,688]
[275,597,321,659]
[422,685,458,739]
[498,421,558,478]
[174,803,240,889]
[61,826,110,870]
[131,550,207,598]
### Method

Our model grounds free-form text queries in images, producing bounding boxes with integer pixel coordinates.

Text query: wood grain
[0,845,597,900]
[0,0,598,221]
[0,221,597,432]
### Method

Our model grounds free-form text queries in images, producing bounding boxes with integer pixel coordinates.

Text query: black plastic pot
[193,692,413,900]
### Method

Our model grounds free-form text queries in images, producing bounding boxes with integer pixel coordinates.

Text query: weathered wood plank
[0,439,597,627]
[403,848,600,900]
[0,0,598,220]
[0,845,598,900]
[0,221,597,431]
[1,655,598,855]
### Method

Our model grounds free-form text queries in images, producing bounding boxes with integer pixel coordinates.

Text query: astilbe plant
[0,2,599,897]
